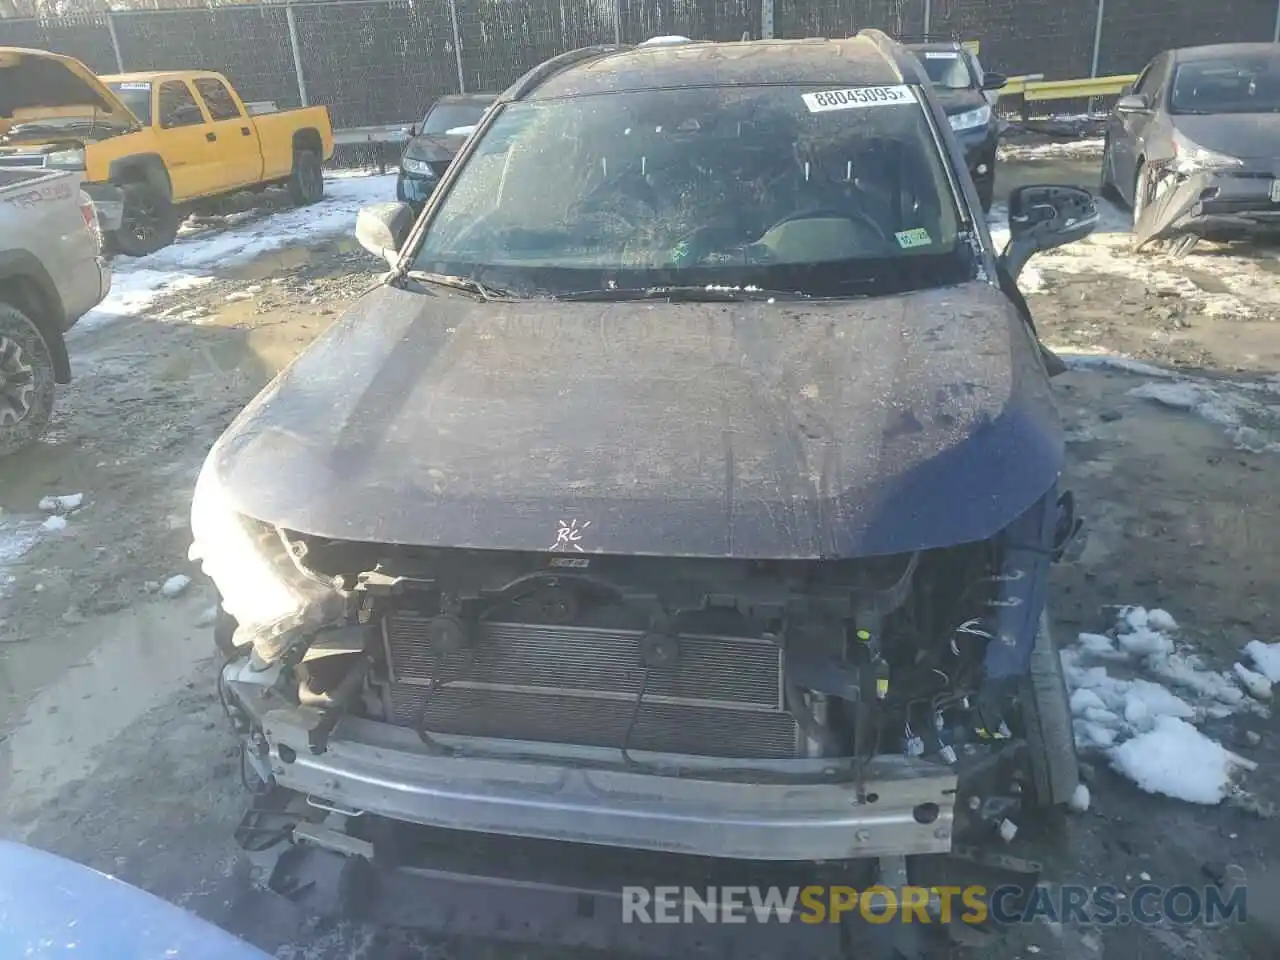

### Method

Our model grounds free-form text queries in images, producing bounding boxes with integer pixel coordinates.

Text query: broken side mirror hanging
[998,184,1099,282]
[355,201,415,267]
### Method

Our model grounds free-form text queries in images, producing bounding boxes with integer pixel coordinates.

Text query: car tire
[1131,162,1152,221]
[0,300,56,458]
[1099,139,1123,204]
[289,150,325,206]
[1019,609,1080,808]
[114,181,180,257]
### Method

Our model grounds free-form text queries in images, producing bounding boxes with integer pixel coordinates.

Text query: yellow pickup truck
[0,48,334,255]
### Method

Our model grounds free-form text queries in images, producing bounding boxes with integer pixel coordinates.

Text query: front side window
[914,50,975,90]
[158,81,204,129]
[1132,59,1162,99]
[1170,54,1280,115]
[107,81,152,125]
[411,84,974,299]
[194,78,242,121]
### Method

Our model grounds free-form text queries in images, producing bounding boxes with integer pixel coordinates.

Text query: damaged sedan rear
[192,31,1097,958]
[1102,42,1280,255]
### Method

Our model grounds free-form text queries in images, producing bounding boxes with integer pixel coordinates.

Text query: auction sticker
[924,51,959,59]
[895,228,933,249]
[802,85,914,113]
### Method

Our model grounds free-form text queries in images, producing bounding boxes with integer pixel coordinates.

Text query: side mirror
[402,124,417,138]
[998,184,1098,281]
[1115,94,1149,114]
[981,72,1008,91]
[356,201,415,267]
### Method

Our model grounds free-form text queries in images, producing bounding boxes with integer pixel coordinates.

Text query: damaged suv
[194,31,1095,957]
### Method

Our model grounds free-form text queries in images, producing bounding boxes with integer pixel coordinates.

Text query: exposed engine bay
[218,482,1077,786]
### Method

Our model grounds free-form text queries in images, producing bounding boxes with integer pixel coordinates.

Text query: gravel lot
[2,156,1279,960]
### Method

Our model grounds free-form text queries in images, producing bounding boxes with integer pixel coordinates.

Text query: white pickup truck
[0,167,110,457]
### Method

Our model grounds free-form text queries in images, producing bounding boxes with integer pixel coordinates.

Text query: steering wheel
[572,171,659,219]
[764,207,891,243]
[666,223,756,265]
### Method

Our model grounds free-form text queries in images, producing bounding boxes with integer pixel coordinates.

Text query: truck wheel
[1020,609,1080,807]
[0,302,56,458]
[975,174,995,215]
[115,182,179,257]
[288,151,325,206]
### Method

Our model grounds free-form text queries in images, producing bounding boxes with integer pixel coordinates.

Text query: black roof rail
[893,31,963,45]
[503,45,631,102]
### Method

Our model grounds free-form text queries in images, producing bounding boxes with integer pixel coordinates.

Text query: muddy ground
[2,154,1280,960]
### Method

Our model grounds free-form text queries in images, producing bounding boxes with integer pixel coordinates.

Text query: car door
[1110,55,1167,200]
[192,77,261,188]
[154,79,215,200]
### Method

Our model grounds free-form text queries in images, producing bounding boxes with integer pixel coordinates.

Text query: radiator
[383,614,801,759]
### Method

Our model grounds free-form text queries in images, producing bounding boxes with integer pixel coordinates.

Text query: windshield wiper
[558,285,811,303]
[401,270,515,301]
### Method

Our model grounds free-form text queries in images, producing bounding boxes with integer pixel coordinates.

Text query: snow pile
[77,173,395,333]
[1061,606,1262,803]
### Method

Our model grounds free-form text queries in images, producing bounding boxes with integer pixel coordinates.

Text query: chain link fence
[2,0,1279,132]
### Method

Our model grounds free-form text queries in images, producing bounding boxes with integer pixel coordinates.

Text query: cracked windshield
[1,4,1279,960]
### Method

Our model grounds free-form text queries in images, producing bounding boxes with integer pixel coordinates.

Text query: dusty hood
[0,47,133,133]
[1173,113,1280,161]
[206,282,1062,559]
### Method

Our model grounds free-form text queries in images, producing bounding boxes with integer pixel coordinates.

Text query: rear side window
[194,78,241,121]
[158,81,204,129]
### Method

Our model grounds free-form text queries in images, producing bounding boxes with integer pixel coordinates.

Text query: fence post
[761,0,774,39]
[922,0,931,36]
[285,4,309,106]
[1273,0,1280,42]
[614,0,622,44]
[447,0,466,93]
[105,12,125,73]
[1089,0,1105,77]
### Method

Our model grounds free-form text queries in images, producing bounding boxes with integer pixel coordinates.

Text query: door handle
[240,127,251,136]
[206,131,217,142]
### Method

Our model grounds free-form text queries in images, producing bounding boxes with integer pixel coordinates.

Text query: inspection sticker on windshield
[802,85,913,113]
[895,228,933,249]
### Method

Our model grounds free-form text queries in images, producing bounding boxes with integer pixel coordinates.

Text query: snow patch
[38,493,84,513]
[1111,717,1256,805]
[160,574,192,598]
[74,173,395,335]
[998,138,1106,162]
[1127,379,1280,453]
[1244,641,1280,683]
[1068,782,1091,813]
[40,515,67,533]
[1060,607,1260,804]
[78,272,215,333]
